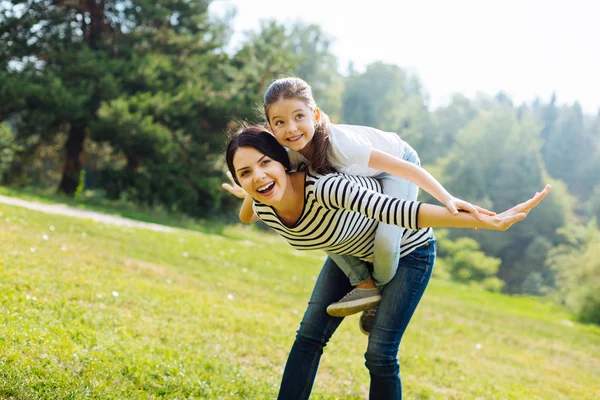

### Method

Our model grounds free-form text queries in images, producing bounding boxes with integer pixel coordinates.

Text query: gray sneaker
[326,288,381,317]
[359,307,378,335]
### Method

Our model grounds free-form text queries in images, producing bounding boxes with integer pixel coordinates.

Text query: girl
[225,126,550,398]
[226,77,493,318]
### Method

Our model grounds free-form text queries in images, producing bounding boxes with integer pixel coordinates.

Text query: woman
[223,126,550,399]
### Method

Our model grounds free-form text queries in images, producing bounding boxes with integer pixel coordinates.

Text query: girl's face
[267,98,320,154]
[233,146,288,206]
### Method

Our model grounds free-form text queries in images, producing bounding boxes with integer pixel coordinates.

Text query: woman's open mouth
[256,181,275,196]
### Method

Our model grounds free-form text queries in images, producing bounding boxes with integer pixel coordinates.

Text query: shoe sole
[359,319,370,336]
[326,296,381,317]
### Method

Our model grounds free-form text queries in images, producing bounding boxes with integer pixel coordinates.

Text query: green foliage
[435,230,504,291]
[0,122,17,179]
[548,221,600,324]
[435,105,572,293]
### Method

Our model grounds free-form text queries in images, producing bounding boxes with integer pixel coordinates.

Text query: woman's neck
[272,172,306,226]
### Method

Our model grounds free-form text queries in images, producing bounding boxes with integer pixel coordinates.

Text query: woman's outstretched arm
[418,185,551,231]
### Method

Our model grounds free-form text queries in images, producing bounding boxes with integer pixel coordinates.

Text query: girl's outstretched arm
[369,149,494,220]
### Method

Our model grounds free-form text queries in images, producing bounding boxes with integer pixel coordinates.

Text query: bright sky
[210,0,600,114]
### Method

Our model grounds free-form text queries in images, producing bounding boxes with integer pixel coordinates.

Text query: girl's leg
[372,169,419,288]
[325,252,381,316]
[365,240,436,399]
[325,251,372,286]
[278,257,352,400]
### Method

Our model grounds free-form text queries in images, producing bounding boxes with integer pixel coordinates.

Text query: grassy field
[0,200,599,399]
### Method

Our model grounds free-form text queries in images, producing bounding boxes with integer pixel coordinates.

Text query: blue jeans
[327,143,421,288]
[278,239,436,400]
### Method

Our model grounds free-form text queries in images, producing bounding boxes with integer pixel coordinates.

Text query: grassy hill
[0,201,598,399]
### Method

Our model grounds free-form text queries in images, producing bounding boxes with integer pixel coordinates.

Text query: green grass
[0,201,599,399]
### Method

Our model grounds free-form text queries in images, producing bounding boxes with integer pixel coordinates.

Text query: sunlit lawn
[0,202,599,399]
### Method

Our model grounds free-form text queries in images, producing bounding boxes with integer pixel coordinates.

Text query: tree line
[1,1,598,323]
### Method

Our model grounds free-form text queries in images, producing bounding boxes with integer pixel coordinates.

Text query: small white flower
[81,232,87,238]
[112,291,119,297]
[242,268,248,273]
[32,297,37,301]
[217,282,222,287]
[0,212,3,216]
[292,276,297,282]
[61,245,67,251]
[96,294,104,299]
[475,343,482,350]
[42,234,49,241]
[311,276,317,281]
[562,320,574,327]
[227,294,234,301]
[166,279,172,284]
[30,247,36,253]
[73,353,79,360]
[182,252,189,258]
[49,226,55,231]
[26,294,31,300]
[292,309,299,315]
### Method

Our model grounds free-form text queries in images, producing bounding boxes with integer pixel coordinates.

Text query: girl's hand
[478,185,551,231]
[445,197,496,221]
[221,171,247,199]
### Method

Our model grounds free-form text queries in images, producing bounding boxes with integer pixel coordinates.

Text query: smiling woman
[223,125,551,399]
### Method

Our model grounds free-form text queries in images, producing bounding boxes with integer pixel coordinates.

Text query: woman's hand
[445,196,496,221]
[477,184,551,231]
[221,171,247,199]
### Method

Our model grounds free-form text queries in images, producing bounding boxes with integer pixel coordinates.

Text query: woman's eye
[275,121,283,126]
[262,159,271,166]
[296,114,304,120]
[240,171,249,177]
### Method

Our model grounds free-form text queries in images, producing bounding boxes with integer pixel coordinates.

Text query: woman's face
[267,98,320,154]
[233,146,289,206]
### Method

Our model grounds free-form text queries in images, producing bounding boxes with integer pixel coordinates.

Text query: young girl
[225,77,493,318]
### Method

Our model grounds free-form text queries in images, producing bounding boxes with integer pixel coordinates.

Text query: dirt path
[0,195,177,233]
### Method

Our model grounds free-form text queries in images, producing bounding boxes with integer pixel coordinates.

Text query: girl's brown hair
[263,77,335,174]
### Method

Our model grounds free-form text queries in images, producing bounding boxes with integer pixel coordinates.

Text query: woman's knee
[364,346,400,377]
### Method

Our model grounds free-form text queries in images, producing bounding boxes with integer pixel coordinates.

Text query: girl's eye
[240,170,249,177]
[262,159,271,166]
[275,121,283,126]
[296,114,304,120]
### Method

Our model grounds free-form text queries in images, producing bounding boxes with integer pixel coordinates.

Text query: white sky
[210,0,600,114]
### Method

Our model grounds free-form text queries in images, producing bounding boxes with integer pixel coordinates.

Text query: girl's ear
[313,107,321,124]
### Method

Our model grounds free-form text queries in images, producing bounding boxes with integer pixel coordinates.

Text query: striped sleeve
[315,174,421,231]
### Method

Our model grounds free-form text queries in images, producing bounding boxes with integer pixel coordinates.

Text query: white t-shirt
[287,124,407,176]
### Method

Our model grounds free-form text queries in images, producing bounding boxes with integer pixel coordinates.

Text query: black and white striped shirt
[253,170,433,262]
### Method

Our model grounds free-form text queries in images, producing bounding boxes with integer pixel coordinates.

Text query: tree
[341,62,432,152]
[548,221,600,324]
[0,0,227,198]
[436,103,572,293]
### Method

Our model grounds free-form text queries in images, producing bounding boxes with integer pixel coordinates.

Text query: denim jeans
[278,239,436,400]
[326,142,422,288]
